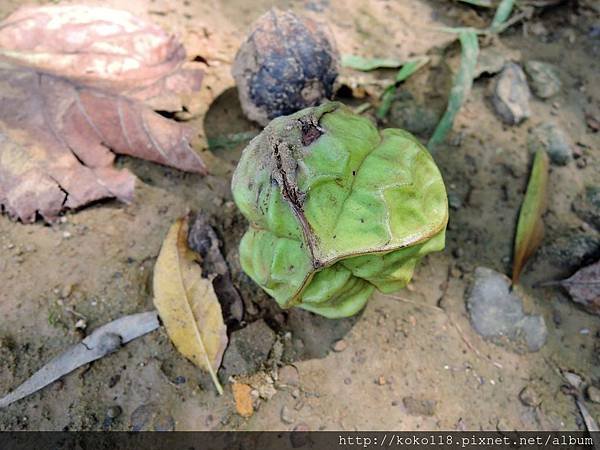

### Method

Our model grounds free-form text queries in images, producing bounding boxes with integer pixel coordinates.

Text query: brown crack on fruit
[270,138,322,269]
[265,110,327,269]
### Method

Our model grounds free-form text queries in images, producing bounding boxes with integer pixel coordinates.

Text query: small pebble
[60,284,73,299]
[552,310,562,326]
[173,376,186,385]
[528,122,572,166]
[519,386,541,407]
[524,60,561,99]
[106,405,122,419]
[587,386,600,404]
[62,231,72,239]
[448,193,462,210]
[450,266,462,278]
[332,339,348,352]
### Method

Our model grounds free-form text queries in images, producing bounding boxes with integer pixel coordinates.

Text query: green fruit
[231,102,448,318]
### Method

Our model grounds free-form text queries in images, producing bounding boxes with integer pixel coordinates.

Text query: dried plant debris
[187,211,244,327]
[0,5,206,223]
[541,261,600,315]
[153,217,228,395]
[512,149,549,284]
[0,311,159,408]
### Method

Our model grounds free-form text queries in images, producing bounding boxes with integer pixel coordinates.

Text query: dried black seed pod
[232,9,339,126]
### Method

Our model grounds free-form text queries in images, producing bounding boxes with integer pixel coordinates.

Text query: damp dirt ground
[0,0,599,431]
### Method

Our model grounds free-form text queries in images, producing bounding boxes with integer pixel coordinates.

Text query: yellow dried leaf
[153,217,228,395]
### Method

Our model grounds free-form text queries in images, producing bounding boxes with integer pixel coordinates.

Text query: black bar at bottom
[0,431,597,450]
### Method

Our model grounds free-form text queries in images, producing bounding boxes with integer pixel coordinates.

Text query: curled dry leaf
[512,149,549,284]
[0,5,206,223]
[153,217,228,395]
[544,261,600,315]
[187,212,244,327]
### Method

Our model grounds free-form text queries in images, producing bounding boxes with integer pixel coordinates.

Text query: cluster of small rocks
[490,59,577,167]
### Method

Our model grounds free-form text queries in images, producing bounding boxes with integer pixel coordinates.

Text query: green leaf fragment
[341,54,403,71]
[428,30,479,151]
[490,0,515,31]
[512,149,549,284]
[376,57,430,120]
[458,0,494,7]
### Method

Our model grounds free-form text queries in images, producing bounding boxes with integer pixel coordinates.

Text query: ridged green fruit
[232,102,448,318]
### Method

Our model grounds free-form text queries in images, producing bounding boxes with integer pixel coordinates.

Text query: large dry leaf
[512,149,549,283]
[0,5,206,223]
[153,217,228,395]
[0,5,203,109]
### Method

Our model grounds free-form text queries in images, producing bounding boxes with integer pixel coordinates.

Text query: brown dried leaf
[0,5,206,223]
[153,217,228,395]
[512,149,549,283]
[558,260,600,315]
[0,5,203,106]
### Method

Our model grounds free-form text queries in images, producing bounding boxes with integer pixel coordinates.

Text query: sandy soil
[0,0,599,431]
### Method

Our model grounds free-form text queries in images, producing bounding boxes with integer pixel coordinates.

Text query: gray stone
[524,61,561,99]
[466,267,547,352]
[448,193,463,210]
[332,339,348,352]
[528,122,572,166]
[221,320,276,378]
[491,63,531,125]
